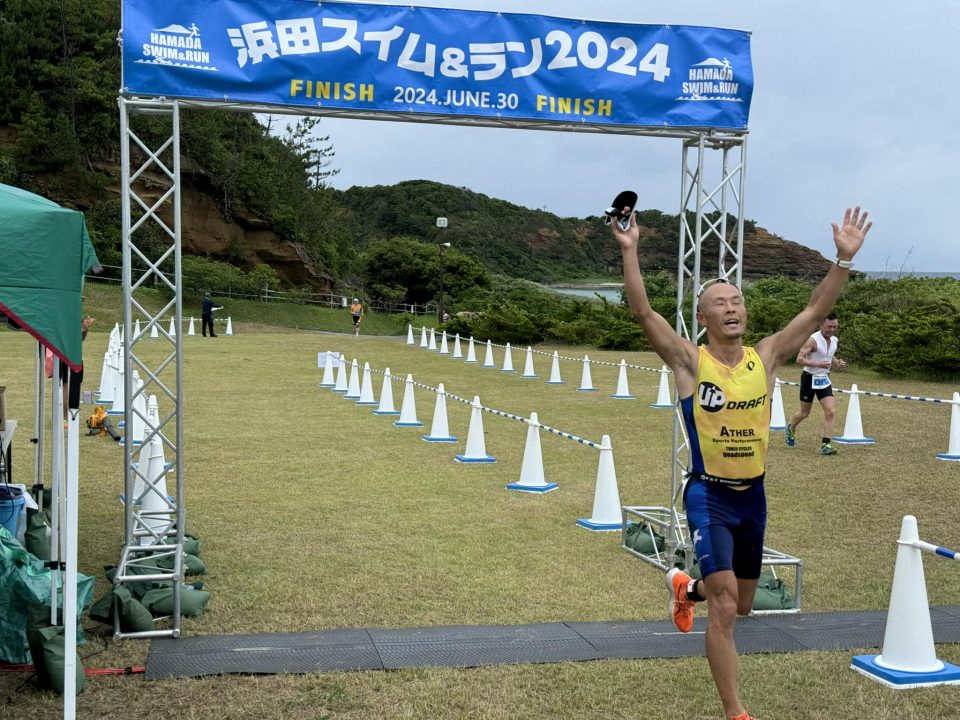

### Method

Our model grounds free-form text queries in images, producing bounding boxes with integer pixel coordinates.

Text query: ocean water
[552,286,623,301]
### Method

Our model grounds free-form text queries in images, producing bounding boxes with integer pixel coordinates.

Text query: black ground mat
[145,605,960,680]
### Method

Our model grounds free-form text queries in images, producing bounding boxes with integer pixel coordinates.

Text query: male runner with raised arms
[612,206,872,720]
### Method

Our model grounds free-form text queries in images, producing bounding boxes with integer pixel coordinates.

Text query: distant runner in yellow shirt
[612,202,872,720]
[350,298,363,336]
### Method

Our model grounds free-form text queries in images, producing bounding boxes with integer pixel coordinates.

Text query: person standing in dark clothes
[201,292,223,337]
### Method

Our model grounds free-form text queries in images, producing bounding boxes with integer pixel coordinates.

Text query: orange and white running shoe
[665,567,698,633]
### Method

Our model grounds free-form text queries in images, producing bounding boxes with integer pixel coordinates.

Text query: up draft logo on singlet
[698,382,726,412]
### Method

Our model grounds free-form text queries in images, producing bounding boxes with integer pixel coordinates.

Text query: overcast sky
[313,0,959,272]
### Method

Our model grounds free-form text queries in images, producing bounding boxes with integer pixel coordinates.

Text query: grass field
[1,316,960,719]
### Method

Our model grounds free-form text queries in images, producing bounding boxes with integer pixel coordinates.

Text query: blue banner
[121,1,753,130]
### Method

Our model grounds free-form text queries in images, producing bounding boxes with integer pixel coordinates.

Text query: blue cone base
[545,380,565,385]
[118,421,125,428]
[833,437,876,444]
[521,374,539,379]
[394,420,423,427]
[464,360,478,364]
[119,439,143,447]
[355,401,378,406]
[422,435,458,443]
[317,383,335,388]
[506,482,558,493]
[936,453,960,461]
[649,403,673,409]
[851,655,960,688]
[331,389,348,393]
[576,518,623,531]
[610,395,636,400]
[373,410,401,416]
[501,369,515,373]
[343,394,360,400]
[577,388,596,392]
[107,409,124,415]
[455,455,496,463]
[769,424,786,430]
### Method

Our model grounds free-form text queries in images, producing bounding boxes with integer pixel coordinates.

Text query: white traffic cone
[99,349,116,403]
[502,343,515,372]
[851,515,960,688]
[134,318,141,339]
[610,360,635,400]
[168,316,176,337]
[650,365,673,408]
[108,357,126,415]
[422,383,457,442]
[521,347,538,378]
[452,334,463,359]
[188,317,196,336]
[137,433,174,544]
[482,340,495,368]
[120,375,146,447]
[225,317,233,335]
[834,384,875,444]
[318,351,336,387]
[419,326,429,348]
[455,396,496,463]
[769,378,787,430]
[356,362,377,405]
[936,393,960,461]
[428,328,437,351]
[97,350,111,398]
[150,322,159,339]
[406,323,415,345]
[546,351,564,385]
[506,412,558,493]
[439,331,450,355]
[373,368,400,415]
[578,355,596,392]
[465,336,477,363]
[577,435,623,531]
[344,359,361,400]
[394,374,423,427]
[332,354,349,393]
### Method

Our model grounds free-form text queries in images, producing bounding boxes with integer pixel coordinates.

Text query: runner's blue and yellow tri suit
[680,346,770,579]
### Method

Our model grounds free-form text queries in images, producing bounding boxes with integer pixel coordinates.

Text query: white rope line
[361,364,602,449]
[777,379,955,404]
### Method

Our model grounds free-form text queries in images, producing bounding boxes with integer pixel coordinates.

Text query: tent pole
[63,408,80,715]
[49,359,62,623]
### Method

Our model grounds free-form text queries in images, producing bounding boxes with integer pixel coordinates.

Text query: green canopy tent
[0,183,98,707]
[0,183,99,371]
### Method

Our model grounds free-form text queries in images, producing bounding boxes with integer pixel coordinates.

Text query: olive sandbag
[153,551,207,576]
[87,585,154,632]
[140,586,211,617]
[752,572,795,611]
[38,625,85,695]
[24,508,50,561]
[624,522,665,554]
[163,534,201,557]
[25,604,84,694]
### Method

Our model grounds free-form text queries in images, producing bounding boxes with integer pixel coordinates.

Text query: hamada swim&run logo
[677,56,741,102]
[136,22,218,72]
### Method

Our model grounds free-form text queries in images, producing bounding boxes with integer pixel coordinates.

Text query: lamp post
[436,217,449,323]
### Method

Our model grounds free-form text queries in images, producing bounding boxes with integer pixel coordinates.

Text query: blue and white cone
[344,359,361,400]
[520,347,538,378]
[428,328,437,351]
[332,354,349,393]
[356,362,378,405]
[768,378,787,429]
[546,351,564,384]
[406,323,415,345]
[419,326,429,348]
[225,317,233,335]
[650,365,673,408]
[610,360,635,400]
[578,355,596,392]
[394,374,422,427]
[577,435,623,531]
[455,396,495,463]
[507,412,557,492]
[465,336,477,363]
[451,334,463,359]
[422,383,457,442]
[834,384,875,444]
[852,515,960,688]
[501,343,515,372]
[318,351,336,387]
[482,340,496,368]
[936,393,960,461]
[373,368,400,415]
[188,317,196,336]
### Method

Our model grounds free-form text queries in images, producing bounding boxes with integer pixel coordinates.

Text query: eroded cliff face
[743,227,833,281]
[102,164,333,290]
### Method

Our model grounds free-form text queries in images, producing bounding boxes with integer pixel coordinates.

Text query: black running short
[799,371,833,403]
